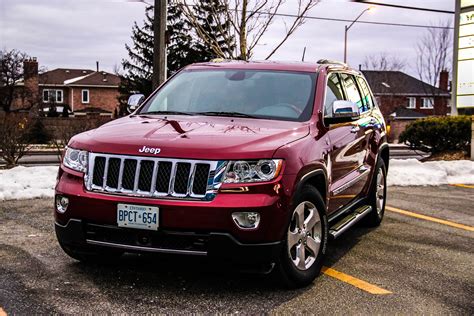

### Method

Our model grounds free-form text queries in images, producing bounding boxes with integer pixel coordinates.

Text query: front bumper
[55,165,297,244]
[55,219,283,264]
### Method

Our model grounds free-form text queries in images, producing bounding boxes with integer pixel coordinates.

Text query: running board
[329,205,372,239]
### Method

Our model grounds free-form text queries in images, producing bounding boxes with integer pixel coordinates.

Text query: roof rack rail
[317,59,348,67]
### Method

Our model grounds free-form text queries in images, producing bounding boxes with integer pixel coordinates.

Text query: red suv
[55,60,388,287]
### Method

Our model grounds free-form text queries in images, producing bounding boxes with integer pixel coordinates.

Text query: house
[361,70,451,120]
[13,58,121,116]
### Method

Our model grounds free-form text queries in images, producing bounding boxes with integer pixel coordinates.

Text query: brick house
[361,70,451,120]
[13,59,121,116]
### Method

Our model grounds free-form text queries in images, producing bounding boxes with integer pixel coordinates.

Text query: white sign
[461,0,474,8]
[457,7,474,108]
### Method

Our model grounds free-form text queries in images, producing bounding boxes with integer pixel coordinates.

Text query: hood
[69,115,310,160]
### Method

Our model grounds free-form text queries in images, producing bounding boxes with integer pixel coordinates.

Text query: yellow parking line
[450,184,474,189]
[0,306,7,316]
[322,266,392,295]
[386,206,474,232]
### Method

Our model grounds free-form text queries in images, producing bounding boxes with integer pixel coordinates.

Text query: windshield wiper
[196,111,259,118]
[139,110,194,116]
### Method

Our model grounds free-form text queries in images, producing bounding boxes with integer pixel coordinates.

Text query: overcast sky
[0,0,454,77]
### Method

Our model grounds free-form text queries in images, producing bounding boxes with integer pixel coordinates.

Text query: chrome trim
[329,205,372,239]
[86,239,207,256]
[85,152,222,201]
[332,167,370,196]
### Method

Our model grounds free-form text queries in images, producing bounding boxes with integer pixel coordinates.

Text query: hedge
[399,115,471,153]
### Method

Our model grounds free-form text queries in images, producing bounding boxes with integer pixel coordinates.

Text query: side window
[356,76,374,112]
[340,74,363,111]
[324,73,345,118]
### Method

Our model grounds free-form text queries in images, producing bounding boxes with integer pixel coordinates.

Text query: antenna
[302,47,306,62]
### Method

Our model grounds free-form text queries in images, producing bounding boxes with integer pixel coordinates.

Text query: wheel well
[380,146,390,171]
[304,173,327,203]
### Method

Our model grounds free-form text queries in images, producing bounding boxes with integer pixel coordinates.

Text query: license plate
[117,204,159,230]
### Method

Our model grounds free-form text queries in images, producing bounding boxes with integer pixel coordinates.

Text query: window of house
[421,97,434,109]
[407,97,416,109]
[324,73,345,118]
[340,73,363,111]
[42,89,63,103]
[56,90,63,103]
[43,90,49,102]
[82,89,89,104]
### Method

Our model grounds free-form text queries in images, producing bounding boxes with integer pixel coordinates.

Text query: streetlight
[344,6,375,63]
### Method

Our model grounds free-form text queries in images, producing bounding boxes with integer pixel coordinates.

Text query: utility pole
[153,0,167,90]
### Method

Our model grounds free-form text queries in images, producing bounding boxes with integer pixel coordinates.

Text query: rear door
[326,73,370,214]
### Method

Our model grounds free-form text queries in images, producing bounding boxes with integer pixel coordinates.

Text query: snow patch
[387,159,474,186]
[0,166,58,201]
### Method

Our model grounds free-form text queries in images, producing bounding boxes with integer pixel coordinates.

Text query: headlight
[63,147,88,173]
[224,159,282,183]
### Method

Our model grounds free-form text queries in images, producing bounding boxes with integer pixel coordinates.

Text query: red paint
[55,61,387,245]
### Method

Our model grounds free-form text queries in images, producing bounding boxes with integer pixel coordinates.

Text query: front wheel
[275,185,328,288]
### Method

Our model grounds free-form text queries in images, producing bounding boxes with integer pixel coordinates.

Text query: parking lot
[1,185,473,314]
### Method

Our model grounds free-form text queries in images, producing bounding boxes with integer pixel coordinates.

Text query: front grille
[86,153,223,200]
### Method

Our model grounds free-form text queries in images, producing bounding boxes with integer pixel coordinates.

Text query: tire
[275,185,328,288]
[364,159,387,227]
[58,241,123,264]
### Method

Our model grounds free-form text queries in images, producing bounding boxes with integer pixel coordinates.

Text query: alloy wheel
[287,201,322,271]
[376,169,385,215]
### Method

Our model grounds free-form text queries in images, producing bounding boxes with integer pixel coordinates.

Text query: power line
[128,0,453,30]
[267,11,453,29]
[351,1,454,14]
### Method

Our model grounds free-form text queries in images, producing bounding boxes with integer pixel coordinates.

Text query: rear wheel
[275,185,328,288]
[364,159,387,227]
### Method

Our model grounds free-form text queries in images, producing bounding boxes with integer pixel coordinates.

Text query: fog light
[55,195,69,213]
[232,212,260,229]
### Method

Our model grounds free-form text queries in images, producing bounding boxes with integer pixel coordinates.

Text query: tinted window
[324,73,345,118]
[140,70,317,122]
[356,76,373,112]
[341,74,363,111]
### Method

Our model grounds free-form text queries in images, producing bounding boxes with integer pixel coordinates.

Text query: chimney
[96,61,99,72]
[439,70,449,91]
[23,57,39,111]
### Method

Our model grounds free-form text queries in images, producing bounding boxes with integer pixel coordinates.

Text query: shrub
[399,115,471,153]
[25,119,52,144]
[0,114,31,168]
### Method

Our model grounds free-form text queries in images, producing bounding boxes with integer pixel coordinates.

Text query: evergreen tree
[194,0,236,59]
[119,4,206,115]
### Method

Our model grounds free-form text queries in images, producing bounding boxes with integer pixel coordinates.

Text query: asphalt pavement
[0,185,473,314]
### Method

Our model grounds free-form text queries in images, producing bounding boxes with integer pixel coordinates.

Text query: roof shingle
[362,70,449,97]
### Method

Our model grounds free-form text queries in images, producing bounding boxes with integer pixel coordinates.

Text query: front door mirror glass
[127,94,145,114]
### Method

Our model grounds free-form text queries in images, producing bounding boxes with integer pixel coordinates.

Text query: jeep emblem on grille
[138,145,161,155]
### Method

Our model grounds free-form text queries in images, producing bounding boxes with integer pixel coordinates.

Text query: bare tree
[0,49,29,113]
[416,20,452,111]
[363,52,406,71]
[177,0,320,60]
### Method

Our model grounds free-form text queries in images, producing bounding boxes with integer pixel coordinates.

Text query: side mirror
[324,100,360,125]
[127,94,145,114]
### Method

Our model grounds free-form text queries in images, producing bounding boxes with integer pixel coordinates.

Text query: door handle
[350,126,360,133]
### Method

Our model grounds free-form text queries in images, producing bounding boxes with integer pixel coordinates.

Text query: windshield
[139,69,317,122]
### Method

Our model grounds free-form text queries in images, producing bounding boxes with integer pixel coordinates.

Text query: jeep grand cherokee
[54,59,389,287]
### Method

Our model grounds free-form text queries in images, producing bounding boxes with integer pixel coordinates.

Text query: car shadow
[64,223,377,312]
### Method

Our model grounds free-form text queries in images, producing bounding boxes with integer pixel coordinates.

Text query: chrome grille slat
[86,153,222,200]
[117,158,124,190]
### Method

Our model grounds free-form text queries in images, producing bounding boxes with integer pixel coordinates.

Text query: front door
[326,73,369,215]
